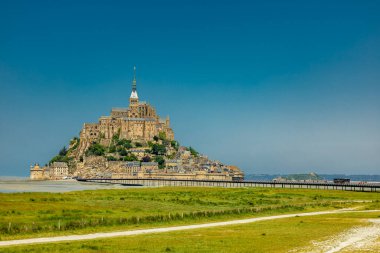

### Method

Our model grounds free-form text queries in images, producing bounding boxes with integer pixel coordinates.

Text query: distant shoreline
[0,178,138,193]
[0,176,30,181]
[245,174,380,182]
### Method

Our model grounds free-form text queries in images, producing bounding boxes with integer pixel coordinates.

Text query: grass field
[0,187,379,241]
[2,210,380,253]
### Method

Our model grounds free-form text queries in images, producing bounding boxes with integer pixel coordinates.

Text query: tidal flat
[0,178,133,193]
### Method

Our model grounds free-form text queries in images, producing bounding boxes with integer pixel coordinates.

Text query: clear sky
[0,0,379,176]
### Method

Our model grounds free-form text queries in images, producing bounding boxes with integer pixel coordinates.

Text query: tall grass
[0,187,378,239]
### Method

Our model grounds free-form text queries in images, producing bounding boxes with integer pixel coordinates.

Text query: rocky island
[30,68,244,181]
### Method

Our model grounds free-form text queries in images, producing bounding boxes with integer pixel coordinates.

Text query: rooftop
[112,108,129,112]
[51,162,68,168]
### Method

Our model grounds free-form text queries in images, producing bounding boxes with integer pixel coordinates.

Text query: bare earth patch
[290,219,380,253]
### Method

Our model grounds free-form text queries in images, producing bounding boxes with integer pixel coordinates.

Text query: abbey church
[77,67,174,157]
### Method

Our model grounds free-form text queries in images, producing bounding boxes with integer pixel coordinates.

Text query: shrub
[108,145,116,153]
[154,156,165,169]
[124,142,133,149]
[162,140,169,146]
[189,146,199,157]
[123,154,138,161]
[69,137,80,150]
[85,143,105,156]
[117,139,132,149]
[170,140,179,149]
[158,131,166,140]
[118,149,128,156]
[151,144,166,155]
[112,133,119,142]
[50,155,69,164]
[106,156,117,161]
[59,147,68,156]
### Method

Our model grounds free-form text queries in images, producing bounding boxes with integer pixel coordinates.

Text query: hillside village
[30,69,244,181]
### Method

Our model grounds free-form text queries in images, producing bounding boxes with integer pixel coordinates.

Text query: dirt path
[298,218,380,253]
[325,219,380,253]
[0,209,378,247]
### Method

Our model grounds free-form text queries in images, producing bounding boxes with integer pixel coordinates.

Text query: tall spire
[132,66,137,92]
[130,66,139,100]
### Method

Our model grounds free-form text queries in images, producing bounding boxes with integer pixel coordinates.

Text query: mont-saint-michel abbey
[79,68,174,155]
[30,68,244,181]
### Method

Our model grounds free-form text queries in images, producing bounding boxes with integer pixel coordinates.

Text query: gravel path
[306,218,380,253]
[0,209,378,247]
[325,219,380,253]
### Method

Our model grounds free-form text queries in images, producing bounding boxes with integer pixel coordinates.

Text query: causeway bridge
[77,178,380,192]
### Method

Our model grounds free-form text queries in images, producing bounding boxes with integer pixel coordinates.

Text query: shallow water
[0,177,135,193]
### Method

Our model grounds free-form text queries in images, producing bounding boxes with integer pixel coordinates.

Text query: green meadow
[2,210,380,253]
[0,187,379,242]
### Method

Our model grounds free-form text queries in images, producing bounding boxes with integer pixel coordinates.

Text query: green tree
[154,156,165,169]
[189,146,199,157]
[85,143,106,156]
[158,131,166,140]
[59,146,68,156]
[118,139,132,149]
[106,156,117,161]
[124,142,132,149]
[162,139,169,146]
[70,137,79,145]
[49,155,69,164]
[170,140,179,150]
[123,154,138,161]
[112,132,120,143]
[151,144,166,155]
[118,149,128,157]
[134,142,143,147]
[108,145,116,153]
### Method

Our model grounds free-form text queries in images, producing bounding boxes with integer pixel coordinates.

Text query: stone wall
[74,156,126,178]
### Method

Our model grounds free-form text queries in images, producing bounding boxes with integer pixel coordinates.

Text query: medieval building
[76,67,174,157]
[29,162,69,180]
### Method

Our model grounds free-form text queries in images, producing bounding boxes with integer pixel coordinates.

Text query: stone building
[124,161,141,176]
[30,162,70,180]
[30,163,45,180]
[165,159,183,172]
[141,162,158,172]
[76,67,174,157]
[49,162,69,180]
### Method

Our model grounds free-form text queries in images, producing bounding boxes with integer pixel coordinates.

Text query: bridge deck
[77,178,380,192]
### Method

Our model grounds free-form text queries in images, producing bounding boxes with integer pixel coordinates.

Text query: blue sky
[0,0,379,176]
